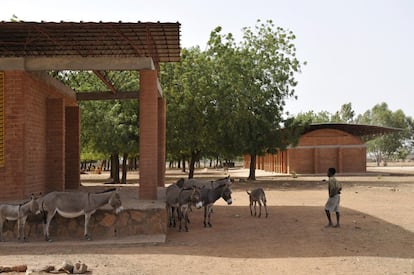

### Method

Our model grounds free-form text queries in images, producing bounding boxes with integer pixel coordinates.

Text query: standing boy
[324,167,342,228]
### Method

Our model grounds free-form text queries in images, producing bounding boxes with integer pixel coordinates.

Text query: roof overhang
[303,123,401,140]
[0,21,181,63]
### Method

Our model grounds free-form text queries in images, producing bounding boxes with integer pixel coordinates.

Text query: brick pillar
[46,98,65,192]
[157,97,166,187]
[1,71,25,200]
[139,70,159,200]
[65,106,80,189]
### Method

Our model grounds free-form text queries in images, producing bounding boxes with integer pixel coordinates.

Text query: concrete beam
[0,56,155,71]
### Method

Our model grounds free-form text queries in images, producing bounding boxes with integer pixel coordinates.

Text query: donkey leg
[258,201,262,218]
[172,207,177,228]
[207,205,213,227]
[177,207,183,232]
[183,207,189,232]
[168,207,173,228]
[20,216,28,241]
[203,206,208,227]
[17,218,22,240]
[254,201,257,216]
[43,211,55,242]
[0,219,4,241]
[264,201,268,218]
[84,213,92,240]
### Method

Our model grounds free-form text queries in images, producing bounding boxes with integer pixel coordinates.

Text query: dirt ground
[0,167,413,275]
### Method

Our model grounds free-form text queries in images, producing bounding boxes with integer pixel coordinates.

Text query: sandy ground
[0,166,413,275]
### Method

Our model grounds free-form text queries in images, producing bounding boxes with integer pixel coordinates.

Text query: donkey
[247,188,268,218]
[166,178,186,228]
[183,176,232,189]
[177,187,203,232]
[38,188,123,241]
[200,182,232,227]
[166,184,203,232]
[0,194,41,241]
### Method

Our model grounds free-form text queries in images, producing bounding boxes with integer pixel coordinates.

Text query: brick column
[139,70,159,200]
[46,98,65,192]
[65,106,80,189]
[157,97,166,187]
[1,72,25,200]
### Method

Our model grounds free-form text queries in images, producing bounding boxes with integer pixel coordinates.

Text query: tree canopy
[161,20,306,179]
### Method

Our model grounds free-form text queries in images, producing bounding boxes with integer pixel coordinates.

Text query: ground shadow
[162,205,414,259]
[1,205,412,259]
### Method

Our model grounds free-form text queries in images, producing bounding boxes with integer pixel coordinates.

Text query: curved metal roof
[303,123,401,140]
[0,21,180,63]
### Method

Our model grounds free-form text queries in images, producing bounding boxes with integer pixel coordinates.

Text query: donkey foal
[0,194,40,241]
[247,188,268,218]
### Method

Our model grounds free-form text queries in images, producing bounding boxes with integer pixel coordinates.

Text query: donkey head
[29,193,41,215]
[190,187,203,209]
[109,190,124,214]
[221,185,233,205]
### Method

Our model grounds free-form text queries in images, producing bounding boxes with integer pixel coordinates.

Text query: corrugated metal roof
[0,21,181,63]
[304,123,401,139]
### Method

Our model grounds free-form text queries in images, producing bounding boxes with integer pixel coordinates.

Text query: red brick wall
[46,98,65,192]
[248,129,367,175]
[1,72,25,200]
[0,71,78,201]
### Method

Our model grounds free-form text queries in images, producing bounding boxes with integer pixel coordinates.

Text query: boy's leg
[334,212,340,228]
[325,210,333,227]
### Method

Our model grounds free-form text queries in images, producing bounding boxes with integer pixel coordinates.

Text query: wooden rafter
[93,70,117,94]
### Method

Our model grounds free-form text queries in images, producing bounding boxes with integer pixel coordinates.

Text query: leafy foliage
[356,103,413,164]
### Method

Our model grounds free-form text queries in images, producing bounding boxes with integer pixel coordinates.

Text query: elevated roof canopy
[303,123,401,140]
[0,21,180,61]
[0,21,181,100]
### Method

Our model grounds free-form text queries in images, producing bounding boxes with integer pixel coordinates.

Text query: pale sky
[2,0,413,118]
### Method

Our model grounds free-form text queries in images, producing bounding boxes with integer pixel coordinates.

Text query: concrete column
[139,70,159,200]
[46,98,65,192]
[65,106,80,189]
[157,97,166,187]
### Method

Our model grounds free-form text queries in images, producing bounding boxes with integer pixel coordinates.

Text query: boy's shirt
[328,176,342,197]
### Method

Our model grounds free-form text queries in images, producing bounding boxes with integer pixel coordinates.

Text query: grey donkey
[246,188,268,218]
[0,194,41,241]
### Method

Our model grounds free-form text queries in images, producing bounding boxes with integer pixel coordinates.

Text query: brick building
[244,123,399,175]
[0,22,180,201]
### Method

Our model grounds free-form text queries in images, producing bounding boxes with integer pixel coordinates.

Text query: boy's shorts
[325,194,340,212]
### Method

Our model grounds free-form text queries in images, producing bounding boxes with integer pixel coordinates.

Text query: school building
[244,123,399,174]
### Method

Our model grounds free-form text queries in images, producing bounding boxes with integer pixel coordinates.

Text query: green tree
[331,103,355,123]
[296,103,356,124]
[356,102,411,165]
[207,20,305,179]
[161,47,214,178]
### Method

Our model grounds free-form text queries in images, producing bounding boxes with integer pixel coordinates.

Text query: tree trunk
[121,153,128,184]
[181,157,186,173]
[111,153,120,184]
[188,150,201,179]
[248,153,257,180]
